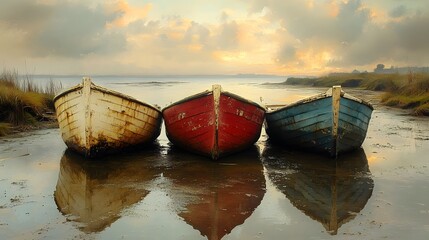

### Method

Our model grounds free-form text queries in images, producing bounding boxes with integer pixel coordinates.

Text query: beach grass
[0,122,11,136]
[285,72,429,116]
[286,72,405,90]
[0,69,61,136]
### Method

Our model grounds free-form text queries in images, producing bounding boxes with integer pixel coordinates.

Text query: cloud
[106,0,152,28]
[249,0,369,42]
[0,0,126,58]
[183,21,210,50]
[1,0,428,75]
[217,20,240,50]
[389,5,407,18]
[127,19,160,34]
[0,1,52,28]
[330,12,429,67]
[247,0,429,72]
[246,0,372,71]
[278,45,296,63]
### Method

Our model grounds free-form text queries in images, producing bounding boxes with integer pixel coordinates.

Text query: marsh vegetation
[0,70,61,136]
[286,72,429,116]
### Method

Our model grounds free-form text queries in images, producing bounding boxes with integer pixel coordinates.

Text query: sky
[0,0,428,76]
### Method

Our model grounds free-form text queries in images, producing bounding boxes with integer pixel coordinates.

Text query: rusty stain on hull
[54,77,162,157]
[212,85,221,159]
[332,86,341,157]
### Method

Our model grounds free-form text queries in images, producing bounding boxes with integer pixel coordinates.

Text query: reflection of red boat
[162,85,265,159]
[164,147,266,240]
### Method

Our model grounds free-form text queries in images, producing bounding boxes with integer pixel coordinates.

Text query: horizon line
[25,73,296,78]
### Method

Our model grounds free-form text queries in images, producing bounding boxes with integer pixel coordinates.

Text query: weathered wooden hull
[54,78,162,157]
[262,146,373,235]
[265,86,373,157]
[162,85,265,159]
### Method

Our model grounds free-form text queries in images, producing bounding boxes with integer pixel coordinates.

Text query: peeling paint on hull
[162,85,266,160]
[265,86,374,157]
[53,78,162,157]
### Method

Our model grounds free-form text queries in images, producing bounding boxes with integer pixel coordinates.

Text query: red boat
[162,85,266,160]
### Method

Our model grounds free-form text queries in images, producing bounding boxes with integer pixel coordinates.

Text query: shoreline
[0,120,58,138]
[0,87,422,138]
[283,72,429,116]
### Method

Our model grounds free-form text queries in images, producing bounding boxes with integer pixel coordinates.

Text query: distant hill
[283,72,429,116]
[373,64,429,74]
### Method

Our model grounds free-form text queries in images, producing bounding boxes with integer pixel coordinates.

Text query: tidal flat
[1,77,428,240]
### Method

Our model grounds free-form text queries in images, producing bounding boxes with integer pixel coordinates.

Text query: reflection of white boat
[263,146,373,235]
[54,77,162,157]
[164,147,266,240]
[54,149,160,232]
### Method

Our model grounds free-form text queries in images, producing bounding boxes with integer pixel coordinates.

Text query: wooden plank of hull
[266,96,335,154]
[265,86,373,157]
[163,85,265,159]
[163,94,216,157]
[54,78,162,157]
[337,97,373,154]
[218,93,265,157]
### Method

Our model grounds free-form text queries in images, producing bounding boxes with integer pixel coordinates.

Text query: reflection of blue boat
[265,86,373,157]
[262,146,374,235]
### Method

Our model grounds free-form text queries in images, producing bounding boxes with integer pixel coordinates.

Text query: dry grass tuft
[0,122,11,136]
[0,69,61,127]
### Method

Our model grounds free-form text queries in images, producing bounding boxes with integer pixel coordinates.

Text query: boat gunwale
[222,91,266,112]
[53,84,83,102]
[53,80,162,114]
[266,88,374,114]
[161,90,212,113]
[266,92,330,114]
[161,88,266,113]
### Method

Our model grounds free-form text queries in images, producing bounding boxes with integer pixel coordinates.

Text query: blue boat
[265,86,373,157]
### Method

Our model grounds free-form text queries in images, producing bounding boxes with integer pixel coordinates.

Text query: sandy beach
[1,78,428,240]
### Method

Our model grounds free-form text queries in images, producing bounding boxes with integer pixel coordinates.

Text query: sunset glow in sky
[1,0,428,76]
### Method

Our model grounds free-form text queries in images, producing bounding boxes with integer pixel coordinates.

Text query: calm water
[1,76,428,239]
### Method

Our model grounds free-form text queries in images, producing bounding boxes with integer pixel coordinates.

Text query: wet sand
[1,79,428,240]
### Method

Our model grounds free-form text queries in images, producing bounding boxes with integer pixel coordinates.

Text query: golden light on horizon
[213,51,247,62]
[293,48,336,73]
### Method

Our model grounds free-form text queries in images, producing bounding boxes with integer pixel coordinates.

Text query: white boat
[53,77,162,157]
